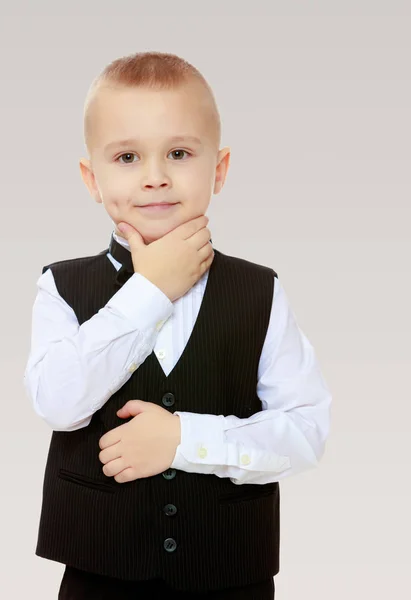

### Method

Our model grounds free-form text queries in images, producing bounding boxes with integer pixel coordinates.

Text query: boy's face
[80,81,230,244]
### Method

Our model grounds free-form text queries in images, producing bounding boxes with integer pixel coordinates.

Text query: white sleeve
[171,277,332,484]
[23,267,173,431]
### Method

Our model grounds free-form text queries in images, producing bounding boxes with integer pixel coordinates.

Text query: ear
[213,147,231,195]
[79,158,102,204]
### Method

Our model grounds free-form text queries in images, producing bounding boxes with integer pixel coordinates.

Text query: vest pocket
[218,482,276,505]
[58,468,116,494]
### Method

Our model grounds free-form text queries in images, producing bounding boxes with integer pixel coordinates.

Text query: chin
[139,226,174,245]
[141,219,184,242]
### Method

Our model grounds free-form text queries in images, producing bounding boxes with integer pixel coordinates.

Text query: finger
[198,243,214,264]
[117,222,146,251]
[99,429,122,449]
[200,254,214,276]
[103,457,127,478]
[187,227,211,249]
[117,400,146,418]
[173,215,209,240]
[115,467,135,483]
[99,444,122,464]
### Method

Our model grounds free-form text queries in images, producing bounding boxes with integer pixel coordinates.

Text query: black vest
[35,237,280,592]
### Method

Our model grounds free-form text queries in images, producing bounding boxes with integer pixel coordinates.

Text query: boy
[24,51,332,599]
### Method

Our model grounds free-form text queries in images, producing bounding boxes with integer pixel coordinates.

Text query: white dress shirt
[24,232,332,485]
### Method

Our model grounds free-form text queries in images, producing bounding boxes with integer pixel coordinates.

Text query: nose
[144,181,169,190]
[140,160,171,191]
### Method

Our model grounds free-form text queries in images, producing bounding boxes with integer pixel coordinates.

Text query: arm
[171,277,332,484]
[24,267,173,431]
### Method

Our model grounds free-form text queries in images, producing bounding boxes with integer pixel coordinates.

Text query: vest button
[163,503,177,517]
[163,537,177,553]
[162,469,176,480]
[162,393,175,407]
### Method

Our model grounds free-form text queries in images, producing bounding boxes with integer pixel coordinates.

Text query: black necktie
[108,234,135,288]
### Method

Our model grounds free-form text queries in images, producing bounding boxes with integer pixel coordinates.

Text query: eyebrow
[103,135,203,152]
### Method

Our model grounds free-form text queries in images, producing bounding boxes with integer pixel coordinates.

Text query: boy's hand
[98,401,181,482]
[117,215,214,302]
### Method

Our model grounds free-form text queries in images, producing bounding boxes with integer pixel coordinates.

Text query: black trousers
[58,566,275,599]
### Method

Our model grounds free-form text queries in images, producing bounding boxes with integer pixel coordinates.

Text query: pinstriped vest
[35,236,279,592]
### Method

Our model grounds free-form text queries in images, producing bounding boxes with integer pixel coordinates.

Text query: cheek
[97,172,130,203]
[101,189,131,211]
[181,168,214,200]
[101,197,120,215]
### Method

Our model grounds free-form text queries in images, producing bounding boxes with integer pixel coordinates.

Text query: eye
[117,153,138,164]
[168,149,191,160]
[115,149,191,164]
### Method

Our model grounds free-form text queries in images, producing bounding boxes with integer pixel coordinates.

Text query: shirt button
[198,447,207,459]
[240,454,251,465]
[128,363,137,373]
[157,349,166,360]
[156,320,165,331]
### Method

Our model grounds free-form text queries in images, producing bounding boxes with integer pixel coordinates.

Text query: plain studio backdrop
[0,1,409,598]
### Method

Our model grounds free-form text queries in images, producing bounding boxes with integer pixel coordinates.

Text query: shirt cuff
[170,411,292,478]
[105,272,173,332]
[171,412,227,474]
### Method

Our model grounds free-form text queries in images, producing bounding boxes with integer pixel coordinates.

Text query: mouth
[137,202,179,210]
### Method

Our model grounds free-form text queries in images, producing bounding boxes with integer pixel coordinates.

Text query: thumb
[117,222,146,251]
[117,400,146,419]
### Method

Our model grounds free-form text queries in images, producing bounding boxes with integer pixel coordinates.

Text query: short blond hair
[84,51,221,151]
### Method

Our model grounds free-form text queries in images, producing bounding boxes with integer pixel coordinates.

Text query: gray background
[1,1,410,597]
